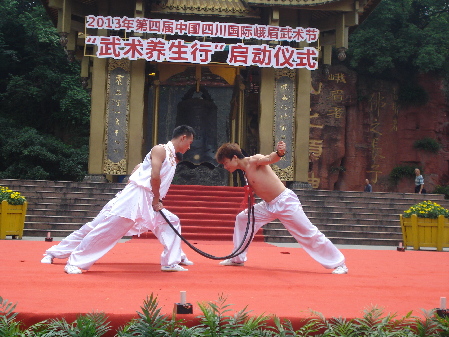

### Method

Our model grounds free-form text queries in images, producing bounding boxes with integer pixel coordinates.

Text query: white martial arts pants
[45,208,186,270]
[228,189,345,269]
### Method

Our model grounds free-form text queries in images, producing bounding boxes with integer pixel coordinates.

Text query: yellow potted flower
[0,186,27,239]
[400,200,449,251]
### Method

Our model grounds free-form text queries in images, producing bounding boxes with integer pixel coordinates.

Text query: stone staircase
[0,179,263,241]
[1,179,448,246]
[0,179,122,238]
[264,189,449,246]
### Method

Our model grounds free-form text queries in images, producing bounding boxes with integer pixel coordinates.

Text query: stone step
[302,211,399,220]
[24,228,79,237]
[28,204,105,212]
[295,189,446,200]
[264,235,401,246]
[310,217,400,226]
[302,206,404,214]
[264,222,401,231]
[4,179,447,246]
[300,198,448,208]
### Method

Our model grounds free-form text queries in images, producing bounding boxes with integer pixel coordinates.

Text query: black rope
[159,189,256,260]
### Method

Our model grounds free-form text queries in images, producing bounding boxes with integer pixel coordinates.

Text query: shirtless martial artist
[215,141,348,274]
[41,125,195,274]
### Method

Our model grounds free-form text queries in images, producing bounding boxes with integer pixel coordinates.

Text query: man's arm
[131,163,141,174]
[150,145,166,211]
[126,163,142,185]
[256,141,286,166]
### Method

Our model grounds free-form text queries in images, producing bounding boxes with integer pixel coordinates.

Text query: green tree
[348,0,449,78]
[0,0,90,180]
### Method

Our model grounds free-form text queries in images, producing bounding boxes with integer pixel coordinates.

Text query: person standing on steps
[41,125,196,274]
[214,141,348,274]
[364,179,372,192]
[414,168,425,194]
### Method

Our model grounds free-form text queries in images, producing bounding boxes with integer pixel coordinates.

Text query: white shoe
[180,259,194,266]
[41,254,54,264]
[64,264,83,274]
[219,259,244,266]
[161,264,188,272]
[332,264,348,274]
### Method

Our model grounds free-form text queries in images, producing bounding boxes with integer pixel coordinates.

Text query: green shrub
[389,165,417,186]
[0,124,88,181]
[2,294,449,336]
[413,138,442,154]
[398,83,429,106]
[433,185,449,199]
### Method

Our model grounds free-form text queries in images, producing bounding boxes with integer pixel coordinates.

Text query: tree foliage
[348,0,449,78]
[0,0,90,181]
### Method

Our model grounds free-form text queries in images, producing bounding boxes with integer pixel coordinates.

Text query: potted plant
[400,200,449,251]
[0,186,27,239]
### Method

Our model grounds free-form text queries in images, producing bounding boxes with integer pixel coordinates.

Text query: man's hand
[152,201,163,212]
[276,141,286,157]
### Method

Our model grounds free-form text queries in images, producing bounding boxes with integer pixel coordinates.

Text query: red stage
[1,239,448,335]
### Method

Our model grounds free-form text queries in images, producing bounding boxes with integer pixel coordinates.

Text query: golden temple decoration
[272,68,295,181]
[103,59,131,175]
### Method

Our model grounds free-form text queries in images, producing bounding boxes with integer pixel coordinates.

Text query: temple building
[41,0,381,187]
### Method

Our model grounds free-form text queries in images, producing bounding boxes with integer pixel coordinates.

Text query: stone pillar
[259,68,275,155]
[128,60,146,171]
[259,65,312,185]
[295,68,311,183]
[87,57,107,176]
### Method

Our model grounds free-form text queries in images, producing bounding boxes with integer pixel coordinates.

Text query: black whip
[159,188,256,260]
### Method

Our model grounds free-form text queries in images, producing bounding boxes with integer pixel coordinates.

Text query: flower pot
[400,214,449,251]
[0,200,27,239]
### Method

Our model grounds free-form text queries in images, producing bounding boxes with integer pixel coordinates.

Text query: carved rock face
[310,65,448,193]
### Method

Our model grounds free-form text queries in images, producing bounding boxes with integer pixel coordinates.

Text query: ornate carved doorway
[147,65,237,185]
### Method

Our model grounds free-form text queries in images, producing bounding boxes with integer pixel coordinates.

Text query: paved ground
[10,235,449,251]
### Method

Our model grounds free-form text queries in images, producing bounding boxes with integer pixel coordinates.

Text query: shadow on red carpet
[1,239,448,335]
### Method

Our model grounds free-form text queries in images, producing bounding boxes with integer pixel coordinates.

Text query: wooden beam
[48,0,63,9]
[56,0,71,33]
[335,13,346,48]
[344,10,358,26]
[323,44,332,65]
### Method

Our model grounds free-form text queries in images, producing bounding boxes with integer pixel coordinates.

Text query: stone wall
[308,66,449,193]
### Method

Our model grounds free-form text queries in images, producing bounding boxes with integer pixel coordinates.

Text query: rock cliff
[308,66,449,193]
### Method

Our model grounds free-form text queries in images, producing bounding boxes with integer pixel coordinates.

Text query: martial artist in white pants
[44,204,187,270]
[226,188,345,269]
[41,125,196,273]
[215,140,348,274]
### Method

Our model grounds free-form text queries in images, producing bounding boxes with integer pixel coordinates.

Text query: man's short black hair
[172,125,196,139]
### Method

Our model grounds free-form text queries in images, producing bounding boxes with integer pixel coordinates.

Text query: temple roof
[247,0,344,6]
[150,0,260,18]
[42,0,381,26]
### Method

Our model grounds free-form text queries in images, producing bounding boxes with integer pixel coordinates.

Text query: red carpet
[130,185,265,242]
[1,239,448,335]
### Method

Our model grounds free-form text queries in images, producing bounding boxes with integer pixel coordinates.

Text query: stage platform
[1,238,448,335]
